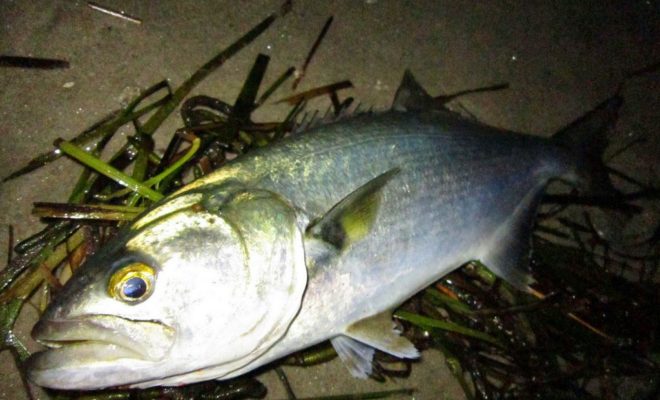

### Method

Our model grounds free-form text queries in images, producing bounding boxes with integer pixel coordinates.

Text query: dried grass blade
[32,203,144,221]
[292,16,334,90]
[276,81,353,105]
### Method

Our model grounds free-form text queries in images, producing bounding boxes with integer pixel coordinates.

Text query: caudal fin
[551,95,623,197]
[485,95,624,293]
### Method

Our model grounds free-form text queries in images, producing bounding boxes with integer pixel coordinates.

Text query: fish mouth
[26,315,175,389]
[31,314,175,361]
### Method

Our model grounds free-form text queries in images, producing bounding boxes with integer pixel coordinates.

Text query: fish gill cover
[1,2,659,400]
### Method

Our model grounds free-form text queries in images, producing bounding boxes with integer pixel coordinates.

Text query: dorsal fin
[393,70,509,119]
[392,70,436,111]
[292,101,368,135]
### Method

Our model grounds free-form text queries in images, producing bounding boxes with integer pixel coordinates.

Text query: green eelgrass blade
[233,53,270,120]
[148,136,200,189]
[424,287,475,315]
[292,16,334,90]
[198,53,270,152]
[85,11,282,199]
[140,12,282,137]
[256,66,295,107]
[0,223,78,295]
[0,228,86,303]
[130,135,200,202]
[432,341,475,400]
[66,106,127,204]
[3,81,171,182]
[276,80,353,105]
[295,389,415,400]
[0,55,69,69]
[13,220,71,255]
[284,342,337,366]
[394,310,504,347]
[130,141,151,193]
[274,99,306,140]
[275,367,296,400]
[0,299,29,362]
[56,139,164,202]
[94,136,201,201]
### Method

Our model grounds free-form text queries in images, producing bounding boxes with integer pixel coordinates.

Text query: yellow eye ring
[108,262,155,303]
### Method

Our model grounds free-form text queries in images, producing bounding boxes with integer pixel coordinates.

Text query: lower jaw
[26,343,151,390]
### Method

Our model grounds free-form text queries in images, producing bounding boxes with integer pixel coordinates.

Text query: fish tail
[551,95,623,197]
[483,95,624,293]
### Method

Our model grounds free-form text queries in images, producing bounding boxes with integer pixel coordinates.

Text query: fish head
[26,188,308,389]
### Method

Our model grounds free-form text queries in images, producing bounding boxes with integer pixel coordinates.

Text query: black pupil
[122,277,147,299]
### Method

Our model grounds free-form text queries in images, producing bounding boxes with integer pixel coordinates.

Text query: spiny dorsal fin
[306,168,400,250]
[330,336,375,379]
[392,69,436,112]
[345,311,419,359]
[292,101,368,135]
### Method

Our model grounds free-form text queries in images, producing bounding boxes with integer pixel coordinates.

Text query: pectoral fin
[306,168,400,250]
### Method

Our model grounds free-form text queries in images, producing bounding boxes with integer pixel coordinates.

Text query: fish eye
[108,262,155,303]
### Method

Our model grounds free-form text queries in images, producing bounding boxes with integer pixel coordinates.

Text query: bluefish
[26,71,620,389]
